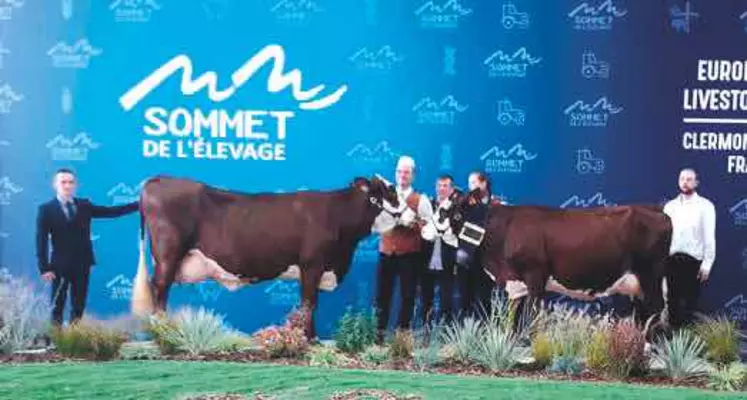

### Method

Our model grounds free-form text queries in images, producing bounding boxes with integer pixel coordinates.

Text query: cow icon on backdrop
[0,83,23,114]
[131,174,402,339]
[0,176,22,205]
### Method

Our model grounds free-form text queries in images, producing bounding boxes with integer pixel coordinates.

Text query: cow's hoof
[318,271,338,292]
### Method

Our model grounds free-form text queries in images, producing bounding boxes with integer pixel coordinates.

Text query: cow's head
[441,188,491,251]
[351,175,400,211]
[421,189,463,246]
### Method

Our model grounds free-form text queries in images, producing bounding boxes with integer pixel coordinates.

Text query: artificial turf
[0,360,742,399]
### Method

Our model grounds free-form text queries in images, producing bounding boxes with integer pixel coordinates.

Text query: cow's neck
[344,188,382,239]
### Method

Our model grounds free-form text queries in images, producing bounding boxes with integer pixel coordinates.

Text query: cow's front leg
[522,267,548,320]
[637,265,666,339]
[299,265,324,341]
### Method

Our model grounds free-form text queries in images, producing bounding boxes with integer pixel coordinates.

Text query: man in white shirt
[663,168,716,329]
[375,156,434,340]
[419,174,458,326]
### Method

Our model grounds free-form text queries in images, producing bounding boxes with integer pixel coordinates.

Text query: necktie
[65,201,75,220]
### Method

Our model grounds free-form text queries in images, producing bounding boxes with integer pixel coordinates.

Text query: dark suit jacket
[422,199,457,274]
[35,198,138,275]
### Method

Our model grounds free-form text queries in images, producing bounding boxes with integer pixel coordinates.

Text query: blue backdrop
[1,0,745,336]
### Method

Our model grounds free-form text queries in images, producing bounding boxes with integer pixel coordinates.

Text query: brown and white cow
[440,191,673,325]
[131,175,400,339]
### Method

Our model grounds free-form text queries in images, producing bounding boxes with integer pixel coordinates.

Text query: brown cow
[130,175,400,339]
[442,191,672,324]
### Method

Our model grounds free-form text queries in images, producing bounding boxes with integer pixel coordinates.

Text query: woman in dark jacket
[456,171,501,319]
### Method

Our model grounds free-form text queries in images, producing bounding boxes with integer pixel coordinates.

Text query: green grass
[0,361,740,400]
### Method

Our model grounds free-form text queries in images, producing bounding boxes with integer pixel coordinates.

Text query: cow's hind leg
[299,266,324,341]
[149,221,188,313]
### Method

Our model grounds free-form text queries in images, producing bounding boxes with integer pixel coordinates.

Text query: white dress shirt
[371,186,434,233]
[426,197,450,272]
[663,192,717,275]
[397,186,434,223]
[57,195,76,219]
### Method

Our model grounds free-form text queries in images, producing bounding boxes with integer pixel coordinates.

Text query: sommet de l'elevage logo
[118,44,348,162]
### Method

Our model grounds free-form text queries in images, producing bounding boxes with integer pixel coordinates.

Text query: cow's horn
[374,174,393,187]
[131,234,155,317]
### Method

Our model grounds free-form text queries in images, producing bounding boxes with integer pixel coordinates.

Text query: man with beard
[663,168,716,329]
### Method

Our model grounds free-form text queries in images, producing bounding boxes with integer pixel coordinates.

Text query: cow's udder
[176,250,339,292]
[176,249,249,291]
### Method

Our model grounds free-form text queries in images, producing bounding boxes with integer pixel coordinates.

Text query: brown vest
[380,192,423,255]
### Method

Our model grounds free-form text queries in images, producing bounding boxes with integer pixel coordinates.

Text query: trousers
[665,252,702,329]
[50,268,91,326]
[419,265,456,326]
[375,252,422,337]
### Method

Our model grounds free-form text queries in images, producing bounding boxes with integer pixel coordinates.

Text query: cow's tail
[131,193,155,318]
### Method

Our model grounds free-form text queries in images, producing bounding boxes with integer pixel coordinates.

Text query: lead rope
[43,276,66,347]
[49,277,66,307]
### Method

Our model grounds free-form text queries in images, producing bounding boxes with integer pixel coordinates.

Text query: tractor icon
[576,149,605,174]
[502,2,529,29]
[581,52,610,79]
[497,99,525,126]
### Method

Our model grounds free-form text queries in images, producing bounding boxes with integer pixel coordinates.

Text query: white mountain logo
[46,133,100,149]
[480,144,537,161]
[412,95,468,112]
[119,44,347,112]
[560,192,616,208]
[347,141,400,163]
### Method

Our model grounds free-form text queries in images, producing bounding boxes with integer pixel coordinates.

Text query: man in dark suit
[36,168,139,326]
[419,174,458,326]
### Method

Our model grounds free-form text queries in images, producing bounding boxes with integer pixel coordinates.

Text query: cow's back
[141,176,335,275]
